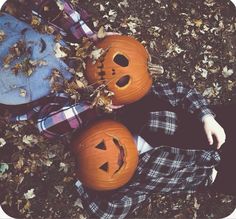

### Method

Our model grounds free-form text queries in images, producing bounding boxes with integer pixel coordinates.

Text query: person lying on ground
[73,101,235,219]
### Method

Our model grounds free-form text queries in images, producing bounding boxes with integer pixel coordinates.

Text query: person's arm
[75,180,145,219]
[201,114,226,149]
[152,81,226,148]
[36,102,98,138]
[75,143,220,219]
[30,0,94,39]
[1,0,94,40]
[152,81,214,118]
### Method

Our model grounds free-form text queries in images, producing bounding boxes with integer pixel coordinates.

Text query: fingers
[206,131,214,145]
[215,128,226,149]
[203,116,226,150]
[208,128,226,149]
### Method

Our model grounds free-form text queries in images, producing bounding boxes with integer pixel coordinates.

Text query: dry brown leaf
[75,79,85,89]
[90,47,106,64]
[31,16,41,27]
[0,29,5,42]
[0,138,6,147]
[19,89,27,97]
[193,19,203,27]
[54,43,68,58]
[14,157,24,170]
[24,189,36,200]
[54,185,64,194]
[23,200,31,212]
[97,26,106,39]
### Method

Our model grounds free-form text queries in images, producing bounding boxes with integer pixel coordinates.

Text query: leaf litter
[0,0,235,218]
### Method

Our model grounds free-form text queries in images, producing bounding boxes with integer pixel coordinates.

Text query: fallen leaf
[194,197,200,209]
[54,43,68,58]
[0,138,6,147]
[97,26,106,39]
[63,176,74,183]
[0,29,5,41]
[24,189,36,200]
[194,19,203,27]
[0,163,9,174]
[75,79,85,89]
[118,0,129,8]
[23,200,31,212]
[59,162,69,173]
[99,4,105,11]
[31,16,41,27]
[54,185,64,194]
[19,89,27,97]
[44,160,53,167]
[55,0,64,10]
[14,157,24,170]
[108,9,117,22]
[222,66,234,78]
[22,135,38,145]
[90,47,106,64]
[74,198,84,209]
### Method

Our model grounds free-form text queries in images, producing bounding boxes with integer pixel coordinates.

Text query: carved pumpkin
[86,35,153,105]
[72,119,138,191]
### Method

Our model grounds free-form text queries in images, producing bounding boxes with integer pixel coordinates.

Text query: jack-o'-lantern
[72,120,138,191]
[86,35,153,105]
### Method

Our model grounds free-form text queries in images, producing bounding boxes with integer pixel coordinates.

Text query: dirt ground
[0,0,236,218]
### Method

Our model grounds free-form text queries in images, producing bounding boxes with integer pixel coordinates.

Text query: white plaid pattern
[76,145,220,219]
[149,111,178,135]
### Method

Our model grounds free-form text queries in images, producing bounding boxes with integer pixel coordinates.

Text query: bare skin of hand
[202,115,226,149]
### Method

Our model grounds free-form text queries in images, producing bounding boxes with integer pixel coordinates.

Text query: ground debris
[0,0,235,218]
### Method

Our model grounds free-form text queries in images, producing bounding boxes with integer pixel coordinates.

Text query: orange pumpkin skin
[86,35,153,105]
[72,120,138,191]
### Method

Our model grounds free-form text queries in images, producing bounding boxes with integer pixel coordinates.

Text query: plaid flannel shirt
[75,145,220,219]
[1,0,94,39]
[145,81,215,135]
[1,2,219,218]
[34,0,94,39]
[10,81,215,138]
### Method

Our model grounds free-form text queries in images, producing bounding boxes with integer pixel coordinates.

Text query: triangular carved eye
[99,162,109,172]
[96,140,106,150]
[113,54,129,67]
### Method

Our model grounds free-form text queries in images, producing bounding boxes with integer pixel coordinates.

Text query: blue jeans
[0,13,71,105]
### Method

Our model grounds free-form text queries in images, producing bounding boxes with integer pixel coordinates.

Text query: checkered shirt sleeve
[9,93,93,138]
[63,1,94,39]
[37,102,91,138]
[9,93,69,122]
[76,146,220,219]
[152,81,215,120]
[148,111,178,135]
[2,0,94,40]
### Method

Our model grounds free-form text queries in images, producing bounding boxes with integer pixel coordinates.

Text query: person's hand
[202,115,226,149]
